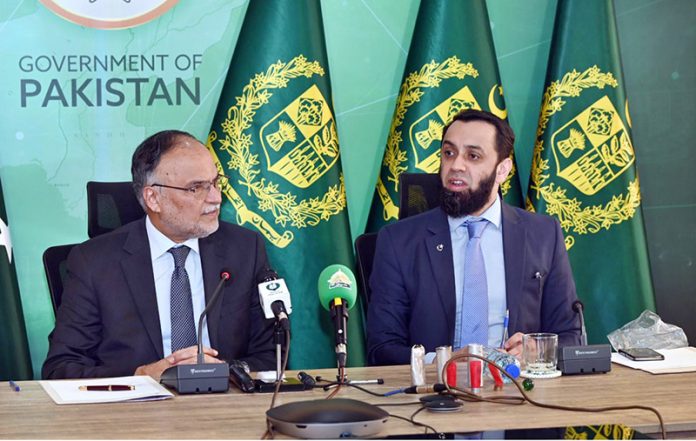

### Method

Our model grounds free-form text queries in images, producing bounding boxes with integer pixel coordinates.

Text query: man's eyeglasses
[150,174,230,199]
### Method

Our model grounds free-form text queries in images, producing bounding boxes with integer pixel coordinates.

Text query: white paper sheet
[611,347,696,374]
[39,375,174,404]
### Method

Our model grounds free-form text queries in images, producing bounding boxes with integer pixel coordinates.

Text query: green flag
[207,0,365,369]
[0,177,32,380]
[365,0,523,233]
[528,0,655,343]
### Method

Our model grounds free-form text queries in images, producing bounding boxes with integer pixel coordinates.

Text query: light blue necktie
[459,219,489,346]
[169,246,198,353]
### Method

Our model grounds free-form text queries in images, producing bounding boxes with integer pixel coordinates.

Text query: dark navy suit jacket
[42,218,275,379]
[367,204,581,365]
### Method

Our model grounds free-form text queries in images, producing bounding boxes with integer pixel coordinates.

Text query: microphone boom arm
[197,271,231,363]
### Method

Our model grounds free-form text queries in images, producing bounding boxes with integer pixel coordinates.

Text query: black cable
[325,365,345,399]
[442,352,667,440]
[388,410,439,435]
[261,328,291,440]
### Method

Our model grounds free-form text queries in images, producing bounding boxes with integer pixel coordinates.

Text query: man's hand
[504,332,524,359]
[134,346,222,380]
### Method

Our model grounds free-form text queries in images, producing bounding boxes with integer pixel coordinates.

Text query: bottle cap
[505,364,521,379]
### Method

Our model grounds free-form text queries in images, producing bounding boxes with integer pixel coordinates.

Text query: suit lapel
[199,232,227,349]
[502,203,526,334]
[121,219,164,359]
[425,209,457,340]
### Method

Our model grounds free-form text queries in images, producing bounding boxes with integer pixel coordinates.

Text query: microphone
[197,270,232,362]
[160,269,232,394]
[257,268,292,331]
[404,384,447,394]
[297,371,316,388]
[317,264,357,369]
[557,299,611,375]
[572,300,588,346]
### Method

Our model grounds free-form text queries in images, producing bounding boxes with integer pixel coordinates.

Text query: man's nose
[207,184,223,204]
[451,155,467,171]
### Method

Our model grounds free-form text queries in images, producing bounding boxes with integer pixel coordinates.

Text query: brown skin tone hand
[134,346,222,380]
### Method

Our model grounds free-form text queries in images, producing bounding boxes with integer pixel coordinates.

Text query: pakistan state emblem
[208,56,347,249]
[529,66,641,249]
[260,84,338,188]
[550,95,634,196]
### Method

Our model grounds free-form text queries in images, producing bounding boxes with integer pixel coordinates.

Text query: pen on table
[500,309,509,349]
[348,379,384,385]
[383,388,405,396]
[8,380,20,392]
[78,385,135,391]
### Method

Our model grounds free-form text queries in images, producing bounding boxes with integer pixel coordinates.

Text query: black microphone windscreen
[572,300,584,313]
[257,267,279,283]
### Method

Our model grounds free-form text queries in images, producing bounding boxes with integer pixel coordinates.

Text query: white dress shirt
[146,216,211,356]
[448,195,508,349]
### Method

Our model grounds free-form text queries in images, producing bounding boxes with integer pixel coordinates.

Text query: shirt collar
[447,194,502,233]
[145,215,200,260]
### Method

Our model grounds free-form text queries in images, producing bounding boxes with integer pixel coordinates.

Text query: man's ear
[495,156,513,185]
[143,187,161,213]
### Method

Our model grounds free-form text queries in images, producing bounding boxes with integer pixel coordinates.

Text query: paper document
[40,375,174,404]
[611,347,696,374]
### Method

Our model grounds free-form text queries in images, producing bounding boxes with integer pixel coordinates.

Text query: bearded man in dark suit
[367,109,581,365]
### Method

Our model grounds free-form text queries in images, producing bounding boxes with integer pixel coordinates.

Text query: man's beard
[440,169,497,217]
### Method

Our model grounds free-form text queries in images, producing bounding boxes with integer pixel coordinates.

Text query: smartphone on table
[618,347,665,361]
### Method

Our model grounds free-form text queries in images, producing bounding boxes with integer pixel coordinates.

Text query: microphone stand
[273,319,285,382]
[255,324,305,393]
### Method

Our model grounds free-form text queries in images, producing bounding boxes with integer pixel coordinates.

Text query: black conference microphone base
[558,344,611,375]
[160,362,230,394]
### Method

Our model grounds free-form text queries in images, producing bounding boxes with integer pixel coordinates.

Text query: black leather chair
[397,172,441,220]
[42,244,78,314]
[86,181,144,238]
[354,232,378,312]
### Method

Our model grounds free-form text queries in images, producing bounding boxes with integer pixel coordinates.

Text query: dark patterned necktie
[459,219,489,346]
[168,246,197,352]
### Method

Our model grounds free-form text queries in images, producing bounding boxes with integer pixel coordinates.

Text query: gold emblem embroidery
[551,96,635,195]
[260,84,339,188]
[208,56,347,248]
[529,66,641,250]
[564,423,635,440]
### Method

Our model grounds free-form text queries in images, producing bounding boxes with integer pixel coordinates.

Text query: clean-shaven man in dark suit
[367,109,581,365]
[43,130,275,379]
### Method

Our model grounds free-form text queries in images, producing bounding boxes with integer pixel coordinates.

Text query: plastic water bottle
[483,346,521,384]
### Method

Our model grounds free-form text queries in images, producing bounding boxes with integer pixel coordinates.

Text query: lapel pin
[436,244,444,252]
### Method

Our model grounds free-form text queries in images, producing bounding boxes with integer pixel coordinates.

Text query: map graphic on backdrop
[0,0,248,377]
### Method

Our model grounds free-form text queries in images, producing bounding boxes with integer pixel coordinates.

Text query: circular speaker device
[266,398,389,439]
